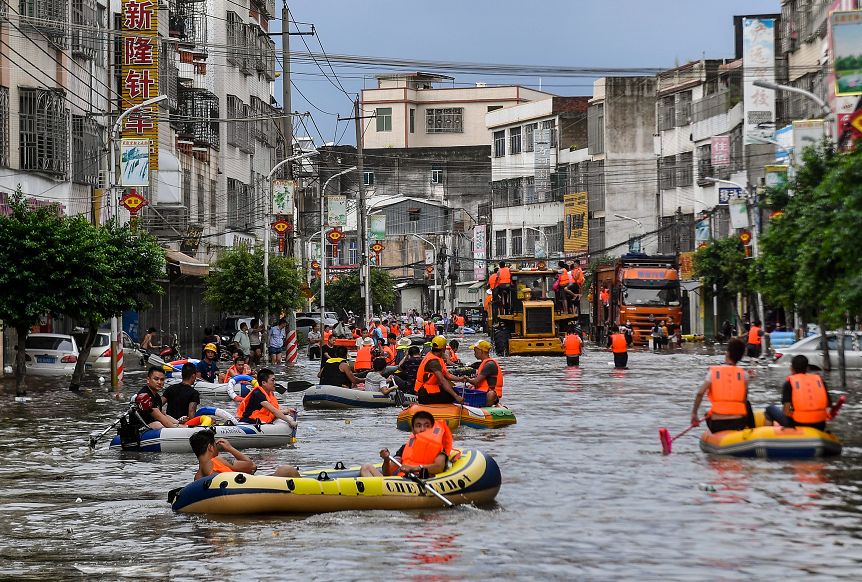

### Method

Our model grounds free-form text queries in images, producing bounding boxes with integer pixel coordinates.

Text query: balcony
[175,89,219,151]
[139,205,189,236]
[20,0,68,48]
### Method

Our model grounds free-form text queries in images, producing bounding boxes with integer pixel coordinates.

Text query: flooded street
[1,343,860,579]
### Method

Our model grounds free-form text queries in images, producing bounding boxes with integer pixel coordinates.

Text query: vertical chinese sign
[563,191,588,255]
[121,0,159,185]
[742,17,776,145]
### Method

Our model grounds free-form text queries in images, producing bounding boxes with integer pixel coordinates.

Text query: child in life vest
[359,411,452,478]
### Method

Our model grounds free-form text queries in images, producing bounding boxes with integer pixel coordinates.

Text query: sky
[273,0,781,145]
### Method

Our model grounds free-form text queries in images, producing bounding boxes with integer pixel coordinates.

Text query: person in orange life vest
[496,261,512,314]
[236,368,297,428]
[464,339,503,406]
[359,411,452,478]
[415,336,468,405]
[562,323,584,367]
[190,429,299,480]
[764,354,833,431]
[382,334,398,365]
[389,321,400,337]
[403,324,413,337]
[567,262,584,314]
[746,319,764,359]
[691,338,755,432]
[223,351,252,382]
[606,324,631,369]
[352,326,362,339]
[599,285,610,322]
[555,261,573,313]
[353,337,375,372]
[322,325,333,346]
[423,319,437,341]
[444,339,461,365]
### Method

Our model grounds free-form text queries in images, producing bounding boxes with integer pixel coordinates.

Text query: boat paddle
[829,395,846,419]
[89,403,135,449]
[387,456,453,508]
[658,417,705,455]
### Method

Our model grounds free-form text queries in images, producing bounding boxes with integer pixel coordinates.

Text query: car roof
[28,333,74,338]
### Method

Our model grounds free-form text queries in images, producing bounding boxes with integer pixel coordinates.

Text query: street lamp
[703,177,766,327]
[613,213,645,253]
[407,233,438,313]
[109,94,167,392]
[319,166,357,329]
[753,80,831,118]
[263,150,317,336]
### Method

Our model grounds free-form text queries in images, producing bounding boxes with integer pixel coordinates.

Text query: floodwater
[0,343,860,580]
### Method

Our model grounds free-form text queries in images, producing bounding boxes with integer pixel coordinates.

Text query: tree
[693,235,752,328]
[205,247,304,321]
[312,268,396,318]
[0,191,75,394]
[61,219,165,391]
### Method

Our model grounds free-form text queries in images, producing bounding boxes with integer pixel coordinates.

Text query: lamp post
[319,166,357,330]
[109,94,167,392]
[703,177,766,328]
[263,150,317,340]
[408,233,438,313]
[613,213,645,253]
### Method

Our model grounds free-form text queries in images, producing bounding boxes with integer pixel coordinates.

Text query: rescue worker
[464,339,503,406]
[496,261,512,314]
[562,324,583,367]
[394,337,411,365]
[196,343,219,383]
[483,289,494,332]
[383,334,398,365]
[690,338,755,432]
[318,346,362,387]
[415,336,467,404]
[764,355,833,431]
[599,285,610,323]
[223,351,252,382]
[359,411,452,478]
[235,368,297,428]
[389,320,401,337]
[556,261,572,313]
[488,267,500,315]
[423,318,437,341]
[353,337,375,373]
[607,325,630,369]
[190,430,299,480]
[747,319,764,359]
[568,262,584,315]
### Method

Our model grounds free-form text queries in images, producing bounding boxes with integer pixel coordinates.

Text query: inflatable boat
[700,425,842,459]
[397,403,516,430]
[302,384,417,409]
[109,420,297,453]
[169,449,500,514]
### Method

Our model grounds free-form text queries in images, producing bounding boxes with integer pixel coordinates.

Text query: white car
[72,331,143,370]
[24,333,79,376]
[770,332,862,372]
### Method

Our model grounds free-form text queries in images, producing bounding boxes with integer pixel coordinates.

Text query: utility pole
[354,96,371,319]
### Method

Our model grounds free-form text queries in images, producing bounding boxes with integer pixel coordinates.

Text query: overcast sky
[274,0,780,144]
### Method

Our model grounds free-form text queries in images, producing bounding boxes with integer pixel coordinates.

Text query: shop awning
[164,249,210,277]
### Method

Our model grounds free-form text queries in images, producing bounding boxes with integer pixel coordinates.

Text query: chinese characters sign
[711,135,730,168]
[563,192,587,255]
[121,0,159,179]
[742,17,776,145]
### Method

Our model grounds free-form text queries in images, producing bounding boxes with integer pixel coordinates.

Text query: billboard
[121,0,159,175]
[120,139,150,186]
[327,194,347,227]
[369,214,386,241]
[742,17,776,145]
[695,219,710,249]
[832,10,862,96]
[711,135,731,168]
[534,128,551,200]
[563,191,588,255]
[272,179,294,215]
[473,225,486,281]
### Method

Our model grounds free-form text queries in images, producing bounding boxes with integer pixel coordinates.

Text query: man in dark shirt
[393,345,422,393]
[137,366,181,428]
[196,343,219,382]
[765,355,832,430]
[163,363,201,421]
[320,333,337,369]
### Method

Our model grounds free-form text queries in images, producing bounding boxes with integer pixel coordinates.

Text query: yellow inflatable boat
[169,449,501,514]
[397,404,516,431]
[700,412,842,459]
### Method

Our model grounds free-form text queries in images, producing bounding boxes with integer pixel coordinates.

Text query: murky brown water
[1,343,860,579]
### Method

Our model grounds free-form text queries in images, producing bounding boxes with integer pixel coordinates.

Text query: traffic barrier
[117,332,124,384]
[285,330,298,365]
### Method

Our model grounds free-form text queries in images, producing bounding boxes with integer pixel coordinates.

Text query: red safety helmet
[135,392,154,413]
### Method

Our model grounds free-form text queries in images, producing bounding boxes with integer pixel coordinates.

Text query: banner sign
[695,219,710,249]
[711,135,731,168]
[369,214,386,241]
[272,180,294,216]
[832,10,862,96]
[473,225,486,281]
[742,17,776,145]
[718,187,742,206]
[120,139,150,186]
[121,0,159,175]
[534,128,551,200]
[678,251,695,280]
[563,191,587,255]
[729,198,750,230]
[793,119,825,166]
[327,194,347,227]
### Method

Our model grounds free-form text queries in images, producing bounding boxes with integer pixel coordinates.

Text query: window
[376,108,392,132]
[71,0,99,59]
[587,160,605,212]
[495,230,507,257]
[658,214,695,253]
[587,104,604,154]
[196,173,205,223]
[658,95,675,131]
[71,115,101,185]
[545,222,563,255]
[349,240,358,264]
[20,0,67,45]
[425,108,463,133]
[182,170,192,210]
[541,119,557,147]
[408,208,420,222]
[509,126,521,155]
[226,12,244,67]
[19,88,69,177]
[363,171,374,186]
[524,176,536,204]
[487,105,503,112]
[493,130,506,158]
[409,109,415,134]
[697,144,713,184]
[210,179,217,227]
[227,177,250,230]
[676,151,693,187]
[226,95,248,151]
[0,87,7,167]
[675,91,692,126]
[431,168,443,185]
[511,229,523,256]
[525,122,537,152]
[177,89,219,150]
[659,155,676,190]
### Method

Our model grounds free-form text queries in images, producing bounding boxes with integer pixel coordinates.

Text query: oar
[829,395,846,419]
[89,403,135,449]
[387,456,453,508]
[279,380,314,393]
[658,417,705,455]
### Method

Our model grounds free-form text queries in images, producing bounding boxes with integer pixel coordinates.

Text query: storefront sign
[121,0,159,175]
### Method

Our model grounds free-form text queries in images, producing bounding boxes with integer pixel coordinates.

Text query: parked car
[297,312,338,327]
[72,331,144,370]
[24,333,79,376]
[769,332,862,372]
[295,316,321,339]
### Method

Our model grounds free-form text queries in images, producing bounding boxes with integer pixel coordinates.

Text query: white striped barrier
[285,330,298,365]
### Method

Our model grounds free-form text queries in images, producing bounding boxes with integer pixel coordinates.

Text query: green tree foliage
[693,235,752,323]
[312,268,395,317]
[205,247,304,320]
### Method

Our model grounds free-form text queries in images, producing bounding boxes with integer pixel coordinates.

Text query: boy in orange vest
[358,411,452,478]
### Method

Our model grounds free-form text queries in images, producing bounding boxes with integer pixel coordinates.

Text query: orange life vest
[352,328,361,339]
[707,365,747,416]
[572,268,584,285]
[599,289,609,303]
[484,294,492,311]
[390,324,400,336]
[384,344,396,365]
[209,456,235,475]
[455,315,465,326]
[473,358,503,396]
[404,326,413,336]
[423,321,436,336]
[610,333,627,353]
[354,345,373,370]
[789,373,829,424]
[415,352,447,394]
[747,326,761,345]
[564,334,582,356]
[488,272,499,290]
[497,267,511,285]
[445,345,460,364]
[400,421,452,473]
[235,385,280,423]
[558,270,571,285]
[225,363,250,380]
